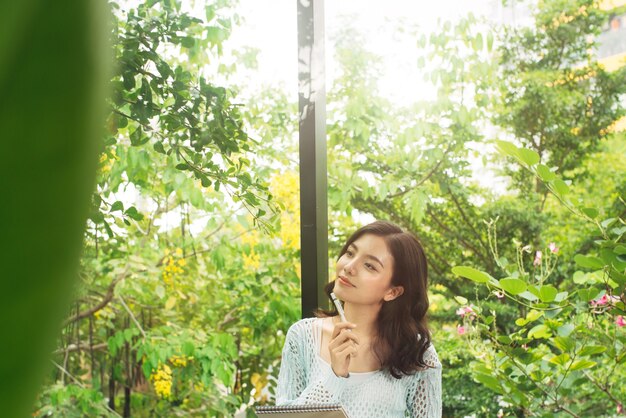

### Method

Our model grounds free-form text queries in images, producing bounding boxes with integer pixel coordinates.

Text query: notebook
[255,403,349,417]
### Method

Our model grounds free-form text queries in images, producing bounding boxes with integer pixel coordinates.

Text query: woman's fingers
[330,321,356,339]
[331,340,358,360]
[330,341,358,377]
[328,331,359,351]
[337,343,358,359]
[328,320,359,377]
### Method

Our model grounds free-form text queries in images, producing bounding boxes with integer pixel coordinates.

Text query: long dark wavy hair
[317,220,431,379]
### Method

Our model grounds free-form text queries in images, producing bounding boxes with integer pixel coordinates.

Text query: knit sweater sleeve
[406,344,442,417]
[276,320,349,406]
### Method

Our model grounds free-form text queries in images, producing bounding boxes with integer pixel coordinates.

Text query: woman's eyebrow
[366,255,384,268]
[351,243,384,268]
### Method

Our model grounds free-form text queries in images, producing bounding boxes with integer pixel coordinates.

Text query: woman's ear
[384,285,404,301]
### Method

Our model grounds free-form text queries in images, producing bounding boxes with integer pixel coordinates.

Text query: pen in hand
[330,292,349,329]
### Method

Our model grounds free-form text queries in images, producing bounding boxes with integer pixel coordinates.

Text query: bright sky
[138,0,530,233]
[226,0,512,104]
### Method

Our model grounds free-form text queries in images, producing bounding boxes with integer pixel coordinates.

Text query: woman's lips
[337,276,355,287]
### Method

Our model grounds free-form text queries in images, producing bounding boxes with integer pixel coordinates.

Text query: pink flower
[617,403,623,414]
[616,316,626,327]
[533,251,542,266]
[494,290,505,299]
[457,325,466,335]
[456,305,477,319]
[591,294,621,308]
[549,242,559,254]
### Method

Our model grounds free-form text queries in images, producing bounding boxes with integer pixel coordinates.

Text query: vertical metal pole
[297,0,327,318]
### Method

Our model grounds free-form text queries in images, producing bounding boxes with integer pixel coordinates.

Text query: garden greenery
[29,0,626,417]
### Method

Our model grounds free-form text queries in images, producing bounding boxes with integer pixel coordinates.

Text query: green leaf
[181,37,195,48]
[549,353,570,366]
[569,360,596,371]
[474,373,502,393]
[582,207,599,219]
[451,266,493,283]
[473,33,483,51]
[495,140,519,158]
[499,278,527,295]
[554,291,568,302]
[558,326,576,339]
[614,245,626,255]
[553,336,575,352]
[200,176,212,187]
[124,206,144,221]
[182,341,195,357]
[454,296,468,305]
[573,271,587,284]
[574,254,604,270]
[103,220,114,239]
[516,309,543,326]
[518,291,539,302]
[552,179,570,196]
[539,285,558,302]
[497,335,512,344]
[601,218,617,229]
[175,163,190,171]
[528,324,551,339]
[578,346,607,357]
[153,141,166,154]
[536,164,556,181]
[517,148,540,166]
[110,201,124,212]
[1,0,110,415]
[578,287,600,302]
[155,285,165,299]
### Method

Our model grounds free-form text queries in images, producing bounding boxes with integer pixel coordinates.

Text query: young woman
[277,221,441,417]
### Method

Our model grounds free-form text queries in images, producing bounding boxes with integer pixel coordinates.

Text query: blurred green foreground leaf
[0,1,109,417]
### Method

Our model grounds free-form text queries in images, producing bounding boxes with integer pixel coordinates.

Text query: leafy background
[6,0,625,417]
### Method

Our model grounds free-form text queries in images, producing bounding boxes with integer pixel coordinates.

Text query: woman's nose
[344,260,356,275]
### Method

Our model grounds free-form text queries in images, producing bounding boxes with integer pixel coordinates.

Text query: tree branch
[63,271,129,327]
[54,343,108,355]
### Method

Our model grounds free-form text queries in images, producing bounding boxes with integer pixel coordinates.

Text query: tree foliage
[30,0,626,416]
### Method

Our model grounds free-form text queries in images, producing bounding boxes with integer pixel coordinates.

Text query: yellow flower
[243,251,261,270]
[170,355,191,368]
[161,250,187,288]
[270,171,301,249]
[251,372,269,402]
[241,227,260,247]
[433,284,447,292]
[150,364,173,399]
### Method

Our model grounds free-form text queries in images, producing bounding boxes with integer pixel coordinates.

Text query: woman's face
[333,234,403,306]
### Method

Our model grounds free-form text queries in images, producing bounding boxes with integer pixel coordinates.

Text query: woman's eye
[346,250,354,257]
[365,263,376,271]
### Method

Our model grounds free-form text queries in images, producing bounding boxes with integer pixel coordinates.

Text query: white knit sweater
[276,318,442,418]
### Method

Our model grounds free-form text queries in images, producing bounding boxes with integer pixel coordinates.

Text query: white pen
[330,292,349,324]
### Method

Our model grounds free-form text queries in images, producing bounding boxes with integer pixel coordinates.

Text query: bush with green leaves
[453,141,626,417]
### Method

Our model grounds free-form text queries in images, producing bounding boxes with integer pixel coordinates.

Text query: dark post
[297,0,328,318]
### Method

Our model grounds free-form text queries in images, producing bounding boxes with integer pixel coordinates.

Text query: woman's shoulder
[422,343,441,369]
[285,317,318,338]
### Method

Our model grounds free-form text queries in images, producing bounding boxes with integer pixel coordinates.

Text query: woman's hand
[328,322,359,378]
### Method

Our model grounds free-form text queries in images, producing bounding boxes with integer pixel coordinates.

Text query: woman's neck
[341,302,381,338]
